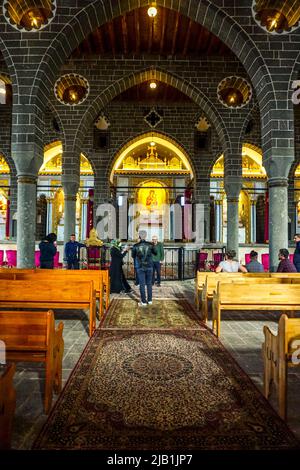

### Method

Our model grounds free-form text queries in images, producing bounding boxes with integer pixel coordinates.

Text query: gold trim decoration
[0,154,10,174]
[17,176,37,184]
[211,148,266,179]
[39,152,93,176]
[85,228,103,247]
[114,144,189,176]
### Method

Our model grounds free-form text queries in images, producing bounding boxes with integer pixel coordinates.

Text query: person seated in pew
[215,250,247,273]
[246,250,264,273]
[277,248,297,273]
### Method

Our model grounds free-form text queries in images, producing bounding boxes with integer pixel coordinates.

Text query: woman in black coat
[109,241,132,293]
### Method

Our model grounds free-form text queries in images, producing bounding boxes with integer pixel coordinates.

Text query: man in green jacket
[152,235,164,287]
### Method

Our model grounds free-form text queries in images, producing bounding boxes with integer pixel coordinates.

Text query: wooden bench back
[8,270,101,290]
[207,276,292,293]
[0,280,93,303]
[203,273,279,296]
[270,273,300,278]
[0,268,109,293]
[197,271,270,286]
[218,282,300,305]
[278,314,300,356]
[0,310,52,352]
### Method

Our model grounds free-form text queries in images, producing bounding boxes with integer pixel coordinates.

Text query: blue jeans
[137,267,153,303]
[152,261,161,285]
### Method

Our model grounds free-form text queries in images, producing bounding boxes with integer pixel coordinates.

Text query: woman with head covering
[109,240,132,294]
[39,233,57,269]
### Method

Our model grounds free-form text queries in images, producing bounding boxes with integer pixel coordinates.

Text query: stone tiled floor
[9,281,300,449]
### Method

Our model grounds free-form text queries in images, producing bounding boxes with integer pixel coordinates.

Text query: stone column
[250,200,257,243]
[62,180,79,246]
[288,181,296,240]
[226,196,240,255]
[194,179,210,243]
[224,180,242,258]
[46,197,53,234]
[214,200,222,242]
[268,177,289,272]
[81,198,88,241]
[17,175,37,268]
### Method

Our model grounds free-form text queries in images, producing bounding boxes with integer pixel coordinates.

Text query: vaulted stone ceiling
[113,82,193,103]
[71,6,232,58]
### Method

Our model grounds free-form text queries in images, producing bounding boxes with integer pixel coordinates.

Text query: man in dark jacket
[293,234,300,272]
[39,233,57,269]
[152,235,164,286]
[277,248,297,273]
[131,230,157,306]
[64,234,85,269]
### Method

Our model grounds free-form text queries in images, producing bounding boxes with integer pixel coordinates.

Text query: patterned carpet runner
[100,298,202,329]
[33,299,299,450]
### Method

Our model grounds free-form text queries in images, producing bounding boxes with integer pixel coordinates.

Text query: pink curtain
[264,191,269,243]
[86,189,94,238]
[5,189,10,239]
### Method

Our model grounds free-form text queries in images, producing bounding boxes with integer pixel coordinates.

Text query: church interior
[1,0,300,456]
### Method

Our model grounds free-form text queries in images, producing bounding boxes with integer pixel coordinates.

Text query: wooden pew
[0,268,110,316]
[195,271,272,311]
[0,363,16,450]
[99,269,110,311]
[0,310,64,414]
[212,282,300,338]
[200,273,292,322]
[195,272,210,309]
[0,280,96,337]
[263,314,300,420]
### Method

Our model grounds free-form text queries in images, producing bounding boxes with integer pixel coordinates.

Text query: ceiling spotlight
[148,3,157,18]
[150,81,157,89]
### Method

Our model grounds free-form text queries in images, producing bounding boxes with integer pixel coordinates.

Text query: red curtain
[264,190,269,243]
[86,188,94,238]
[5,189,10,239]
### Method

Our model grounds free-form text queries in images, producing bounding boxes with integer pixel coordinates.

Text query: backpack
[136,243,152,268]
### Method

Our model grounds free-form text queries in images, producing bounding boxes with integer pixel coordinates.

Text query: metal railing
[86,245,199,280]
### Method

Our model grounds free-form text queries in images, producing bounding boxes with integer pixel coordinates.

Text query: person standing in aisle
[151,235,164,287]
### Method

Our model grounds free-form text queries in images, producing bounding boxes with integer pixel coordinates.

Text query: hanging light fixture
[148,2,157,18]
[149,81,157,89]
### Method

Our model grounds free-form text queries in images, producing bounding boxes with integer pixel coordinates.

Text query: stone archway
[73,67,230,159]
[31,0,274,113]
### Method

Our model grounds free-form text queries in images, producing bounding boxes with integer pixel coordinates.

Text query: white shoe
[138,302,148,307]
[148,301,153,305]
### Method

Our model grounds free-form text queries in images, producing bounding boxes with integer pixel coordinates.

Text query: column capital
[62,178,79,196]
[268,177,288,188]
[226,196,239,204]
[224,176,242,198]
[64,195,77,202]
[17,175,37,184]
